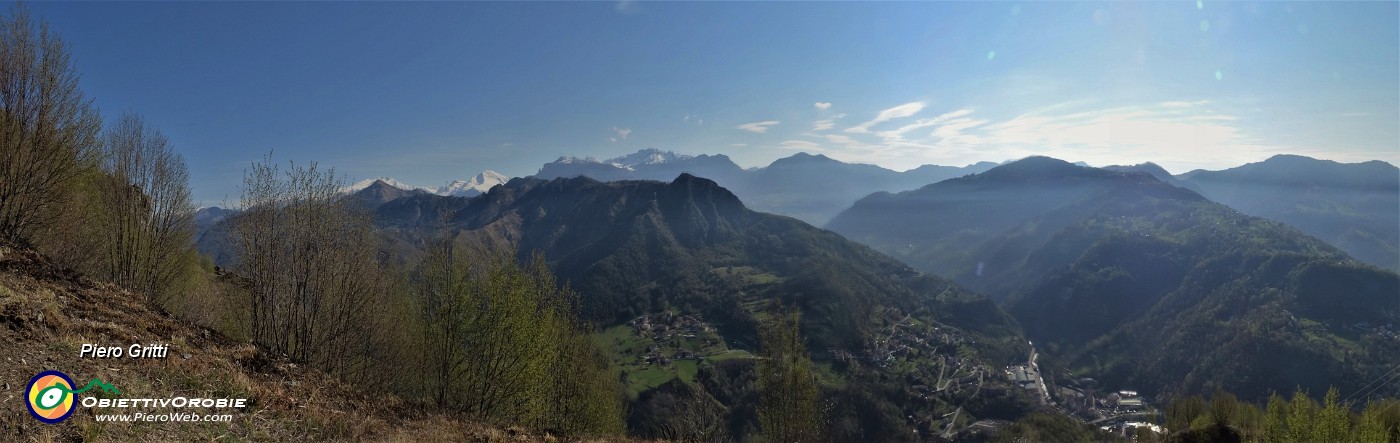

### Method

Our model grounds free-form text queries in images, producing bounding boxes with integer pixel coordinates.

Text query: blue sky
[26,1,1399,205]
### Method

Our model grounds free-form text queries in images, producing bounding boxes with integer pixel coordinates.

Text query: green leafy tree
[415,233,472,407]
[1286,390,1315,443]
[413,241,623,436]
[1263,392,1288,443]
[1168,395,1206,432]
[1210,388,1239,428]
[545,324,626,436]
[1313,387,1350,442]
[758,303,822,443]
[1356,400,1392,443]
[457,251,556,424]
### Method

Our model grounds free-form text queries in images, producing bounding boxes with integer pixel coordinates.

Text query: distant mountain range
[1179,155,1399,271]
[535,148,999,225]
[343,170,509,198]
[827,156,1400,401]
[284,149,1400,274]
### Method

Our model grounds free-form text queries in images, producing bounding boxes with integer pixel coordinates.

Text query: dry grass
[0,241,656,442]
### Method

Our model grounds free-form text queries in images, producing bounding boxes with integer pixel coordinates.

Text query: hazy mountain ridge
[1103,162,1206,195]
[534,148,997,225]
[826,157,1159,289]
[1180,154,1400,271]
[194,206,236,239]
[826,156,1400,401]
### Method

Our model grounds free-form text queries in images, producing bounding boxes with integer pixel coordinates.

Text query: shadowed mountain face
[1104,162,1205,195]
[199,174,1030,358]
[1181,155,1400,271]
[194,207,240,267]
[396,174,1026,356]
[827,157,1400,401]
[368,173,1036,440]
[534,149,997,225]
[827,157,1158,292]
[349,179,431,210]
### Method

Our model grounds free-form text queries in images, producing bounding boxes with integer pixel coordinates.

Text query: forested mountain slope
[828,157,1400,401]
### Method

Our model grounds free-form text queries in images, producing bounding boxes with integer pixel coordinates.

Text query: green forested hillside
[1183,155,1399,272]
[828,157,1400,402]
[372,173,1039,440]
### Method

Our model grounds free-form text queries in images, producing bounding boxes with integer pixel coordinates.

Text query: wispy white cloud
[874,109,976,142]
[814,102,832,110]
[811,113,847,131]
[737,120,780,133]
[801,100,1287,172]
[1161,100,1209,108]
[684,114,704,125]
[823,134,875,149]
[931,117,987,140]
[731,143,748,147]
[975,102,1266,167]
[779,140,821,150]
[610,127,631,143]
[846,101,926,134]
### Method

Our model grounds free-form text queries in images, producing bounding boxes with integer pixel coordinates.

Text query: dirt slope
[0,241,637,442]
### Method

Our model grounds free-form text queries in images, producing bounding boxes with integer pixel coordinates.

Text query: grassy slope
[0,241,645,442]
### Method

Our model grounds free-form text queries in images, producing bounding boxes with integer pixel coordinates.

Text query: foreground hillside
[0,241,641,442]
[828,157,1400,401]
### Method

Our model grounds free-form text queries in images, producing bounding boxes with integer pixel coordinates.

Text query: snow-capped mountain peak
[344,177,420,193]
[549,149,691,170]
[430,170,509,197]
[610,148,691,168]
[343,172,509,198]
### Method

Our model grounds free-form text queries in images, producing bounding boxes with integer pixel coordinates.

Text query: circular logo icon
[26,371,76,423]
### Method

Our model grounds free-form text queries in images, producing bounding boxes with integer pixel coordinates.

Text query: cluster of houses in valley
[1052,382,1165,437]
[626,312,716,367]
[1286,310,1398,343]
[842,309,973,368]
[1351,321,1399,341]
[1056,377,1157,421]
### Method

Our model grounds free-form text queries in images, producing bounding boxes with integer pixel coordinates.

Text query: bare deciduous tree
[233,155,384,377]
[0,4,101,244]
[96,113,196,303]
